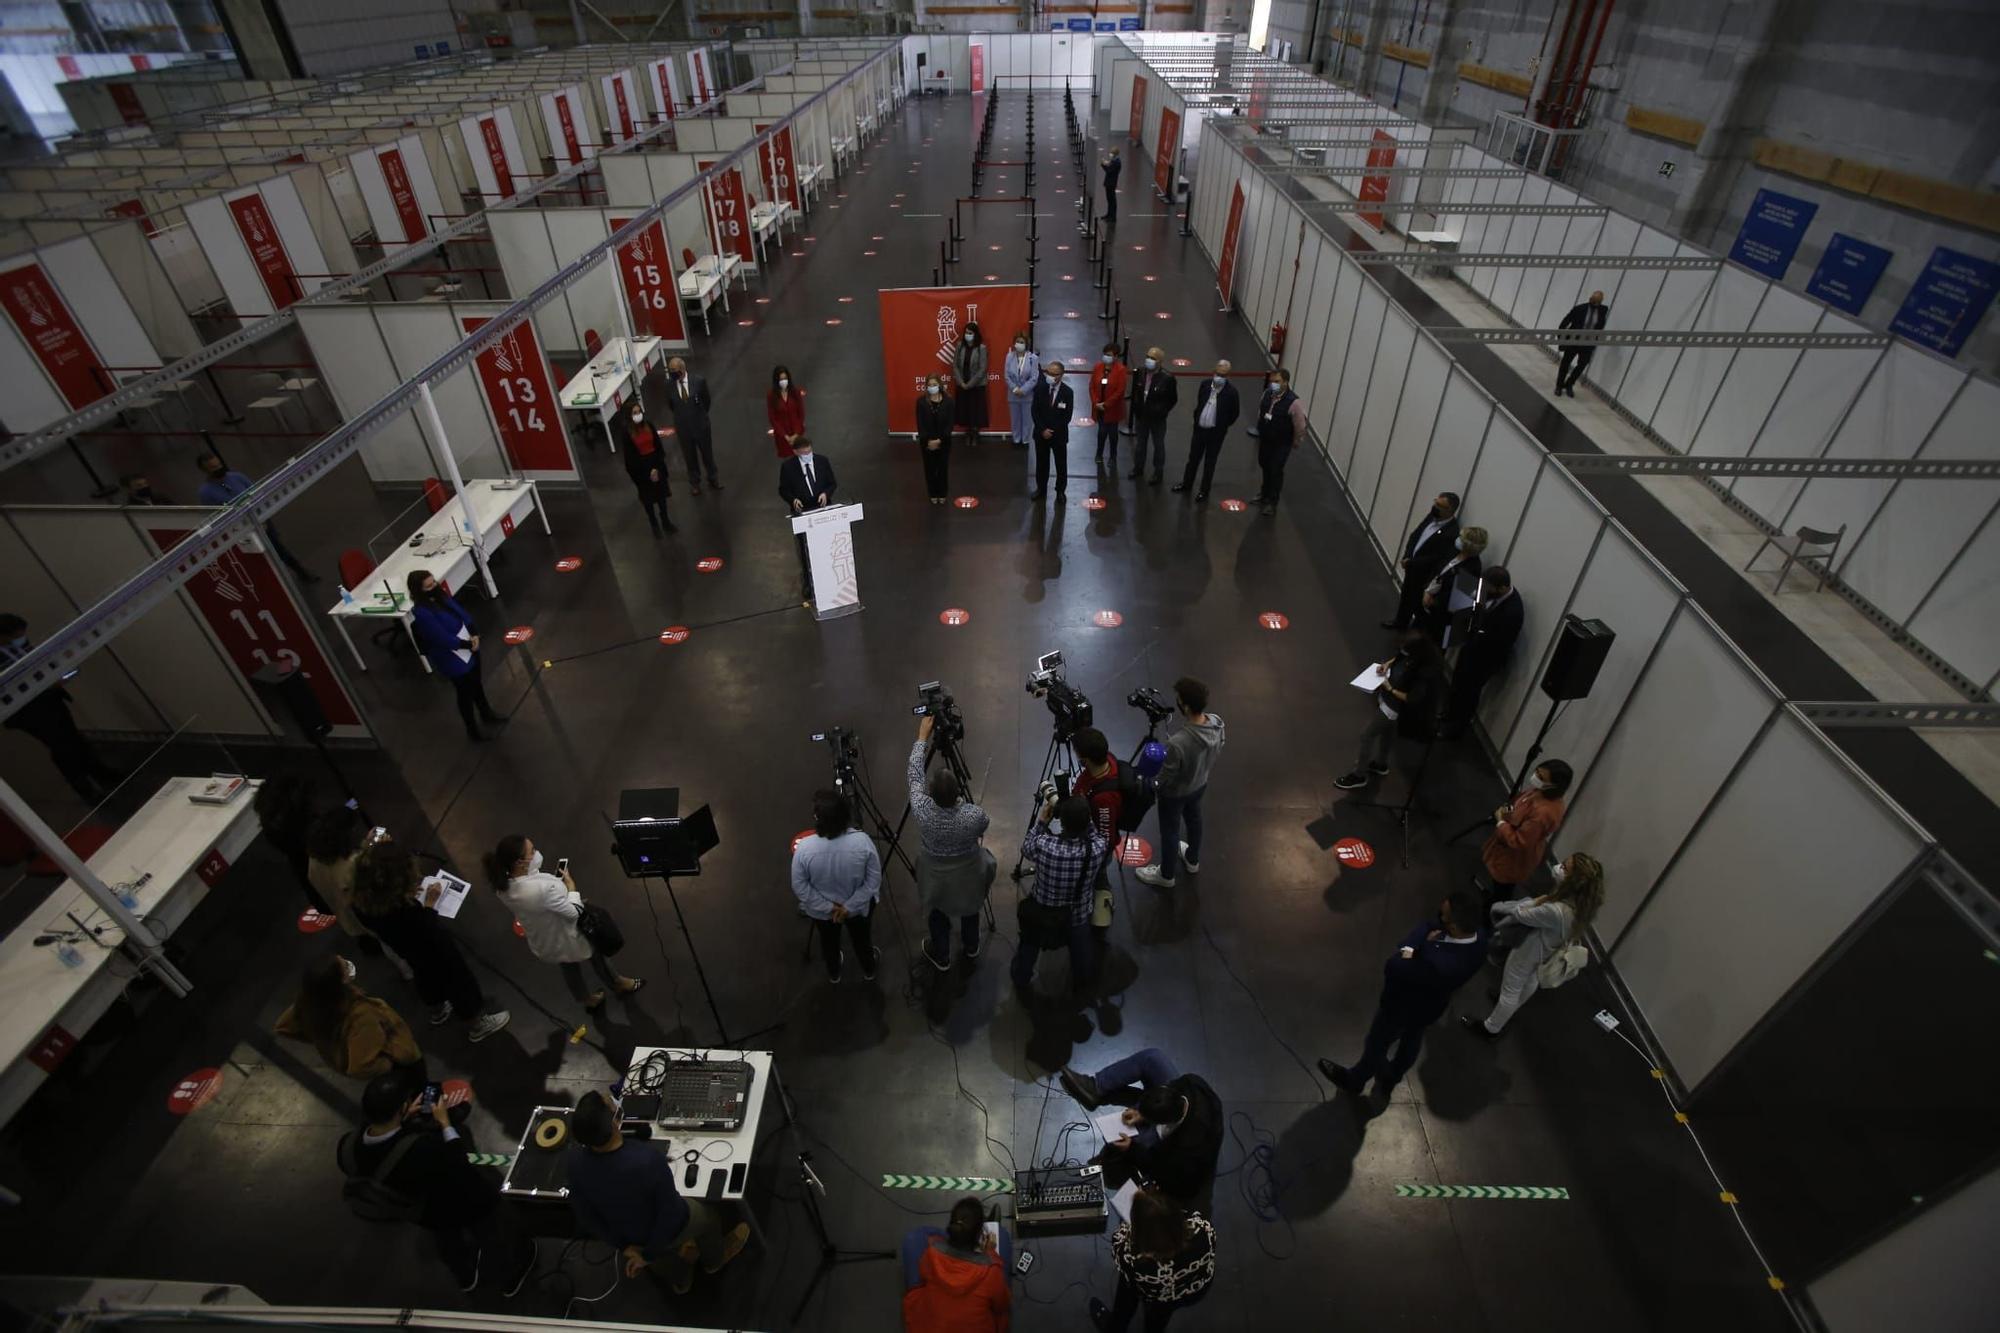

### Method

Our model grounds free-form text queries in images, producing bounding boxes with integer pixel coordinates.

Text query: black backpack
[1114,766,1155,833]
[336,1130,426,1223]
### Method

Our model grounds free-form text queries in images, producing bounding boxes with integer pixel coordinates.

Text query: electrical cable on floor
[1200,924,1328,1104]
[1600,1018,1809,1329]
[926,1020,1021,1183]
[790,1116,960,1217]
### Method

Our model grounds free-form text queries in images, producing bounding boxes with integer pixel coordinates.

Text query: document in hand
[422,870,472,918]
[1350,664,1388,691]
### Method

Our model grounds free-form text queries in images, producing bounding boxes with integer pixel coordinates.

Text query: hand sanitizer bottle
[338,584,356,606]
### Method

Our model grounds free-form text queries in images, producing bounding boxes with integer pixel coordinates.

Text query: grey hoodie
[1158,712,1224,797]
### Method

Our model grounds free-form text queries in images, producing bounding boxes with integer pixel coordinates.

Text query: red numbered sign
[28,1024,76,1074]
[226,192,299,310]
[460,315,573,474]
[377,146,426,243]
[755,124,802,211]
[477,115,514,199]
[696,159,755,263]
[196,849,232,886]
[606,215,686,340]
[0,260,110,410]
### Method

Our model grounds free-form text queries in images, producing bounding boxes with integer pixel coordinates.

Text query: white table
[701,252,745,291]
[832,134,856,171]
[558,334,664,435]
[626,1047,784,1208]
[0,776,263,1127]
[798,161,827,206]
[326,478,548,672]
[750,202,783,262]
[678,268,725,334]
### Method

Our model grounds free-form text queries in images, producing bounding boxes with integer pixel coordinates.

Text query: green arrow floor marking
[466,1152,513,1167]
[882,1173,1015,1193]
[1395,1183,1569,1200]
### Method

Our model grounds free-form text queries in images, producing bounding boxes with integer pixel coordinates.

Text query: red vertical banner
[129,53,151,71]
[477,116,514,199]
[1359,130,1397,229]
[689,50,712,104]
[1248,73,1268,123]
[143,528,364,730]
[0,260,110,410]
[874,285,1031,432]
[553,92,581,165]
[377,147,426,243]
[107,197,159,236]
[57,55,82,79]
[754,124,801,210]
[969,43,986,93]
[1154,106,1181,200]
[607,215,687,340]
[696,159,755,263]
[1216,183,1247,310]
[653,59,680,119]
[459,315,575,475]
[107,82,145,125]
[227,192,299,310]
[609,75,635,141]
[1129,75,1147,144]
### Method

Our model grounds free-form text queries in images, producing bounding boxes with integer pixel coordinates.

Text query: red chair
[27,823,115,878]
[422,477,449,515]
[340,547,406,654]
[584,328,604,361]
[682,247,698,273]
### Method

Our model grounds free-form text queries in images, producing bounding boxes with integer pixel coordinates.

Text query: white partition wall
[0,234,173,433]
[486,207,624,355]
[183,173,339,320]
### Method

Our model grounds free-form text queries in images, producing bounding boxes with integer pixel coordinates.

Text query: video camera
[1127,685,1174,726]
[912,680,965,745]
[1024,650,1092,740]
[809,726,861,789]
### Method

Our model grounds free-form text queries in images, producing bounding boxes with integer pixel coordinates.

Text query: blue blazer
[1377,915,1488,1025]
[410,595,479,678]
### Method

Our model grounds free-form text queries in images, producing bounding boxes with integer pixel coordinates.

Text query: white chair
[1745,523,1846,592]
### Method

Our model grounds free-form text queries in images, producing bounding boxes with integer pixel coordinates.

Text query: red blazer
[767,387,807,457]
[1089,362,1129,424]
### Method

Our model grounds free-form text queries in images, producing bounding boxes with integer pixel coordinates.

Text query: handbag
[1536,941,1589,989]
[575,902,626,957]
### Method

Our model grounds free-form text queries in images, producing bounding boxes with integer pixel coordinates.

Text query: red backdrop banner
[1360,130,1397,229]
[754,124,801,210]
[607,215,687,340]
[226,192,299,310]
[1216,183,1246,310]
[876,286,1031,433]
[145,528,363,730]
[0,260,109,410]
[1154,106,1181,199]
[1129,75,1147,144]
[459,315,574,475]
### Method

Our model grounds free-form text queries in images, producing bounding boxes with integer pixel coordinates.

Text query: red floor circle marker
[737,318,756,326]
[1172,358,1192,368]
[1065,310,1080,319]
[790,828,815,854]
[1115,835,1154,867]
[1259,611,1291,630]
[1092,609,1122,627]
[1334,837,1377,868]
[953,496,980,509]
[990,244,1003,251]
[166,1067,223,1116]
[838,296,855,303]
[695,556,725,573]
[512,919,525,937]
[939,607,972,626]
[1057,244,1071,252]
[871,234,885,240]
[1061,274,1076,282]
[1084,496,1108,511]
[1220,499,1248,513]
[804,236,817,242]
[864,249,879,255]
[1155,311,1173,320]
[297,908,338,934]
[985,274,1000,281]
[658,625,690,644]
[503,625,535,644]
[754,296,771,305]
[790,250,806,258]
[1143,274,1158,282]
[1132,244,1147,252]
[439,1078,474,1108]
[825,318,843,326]
[554,556,583,572]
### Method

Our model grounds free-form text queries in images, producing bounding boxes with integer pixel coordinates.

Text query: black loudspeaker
[1540,616,1615,702]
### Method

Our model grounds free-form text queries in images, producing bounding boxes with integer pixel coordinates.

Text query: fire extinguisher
[1269,321,1288,360]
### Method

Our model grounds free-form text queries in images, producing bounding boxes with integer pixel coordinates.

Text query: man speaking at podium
[778,435,838,607]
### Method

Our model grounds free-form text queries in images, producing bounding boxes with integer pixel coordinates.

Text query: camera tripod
[789,1151,894,1323]
[1338,736,1440,869]
[1011,724,1079,880]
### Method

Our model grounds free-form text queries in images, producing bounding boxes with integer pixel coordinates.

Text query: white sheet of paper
[1350,664,1387,691]
[1093,1108,1130,1144]
[1109,1179,1140,1221]
[422,871,471,919]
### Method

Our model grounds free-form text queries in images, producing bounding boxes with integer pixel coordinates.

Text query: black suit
[1442,589,1524,737]
[1390,510,1461,628]
[653,368,719,487]
[778,451,837,598]
[615,415,673,534]
[1337,914,1488,1091]
[1128,367,1179,478]
[1556,299,1608,393]
[1030,377,1075,497]
[1416,552,1482,643]
[1178,379,1239,495]
[1101,155,1122,220]
[1096,1074,1225,1215]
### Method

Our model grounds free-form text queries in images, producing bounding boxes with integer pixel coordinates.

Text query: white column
[417,380,499,597]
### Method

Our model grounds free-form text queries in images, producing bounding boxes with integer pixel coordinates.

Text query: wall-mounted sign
[1888,246,1999,359]
[1804,233,1892,316]
[1727,188,1818,280]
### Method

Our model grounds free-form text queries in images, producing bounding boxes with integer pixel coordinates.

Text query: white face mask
[1268,380,1281,392]
[1014,342,1026,352]
[1143,357,1157,369]
[631,410,645,423]
[778,378,789,389]
[1212,374,1225,384]
[340,956,357,981]
[1551,861,1569,883]
[927,386,942,397]
[1455,537,1468,551]
[1101,354,1113,364]
[1047,372,1061,383]
[527,848,544,876]
[965,333,977,344]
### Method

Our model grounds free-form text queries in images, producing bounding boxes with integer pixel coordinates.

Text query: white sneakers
[1136,843,1198,888]
[468,1009,512,1042]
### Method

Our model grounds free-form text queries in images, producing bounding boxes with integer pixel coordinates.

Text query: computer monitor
[612,802,720,878]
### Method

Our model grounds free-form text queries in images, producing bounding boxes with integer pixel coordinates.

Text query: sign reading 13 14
[459,314,572,473]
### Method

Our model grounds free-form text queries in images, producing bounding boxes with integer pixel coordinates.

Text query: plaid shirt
[1021,824,1108,925]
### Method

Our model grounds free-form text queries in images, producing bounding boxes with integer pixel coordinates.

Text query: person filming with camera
[1135,678,1223,889]
[911,709,994,971]
[1012,794,1109,998]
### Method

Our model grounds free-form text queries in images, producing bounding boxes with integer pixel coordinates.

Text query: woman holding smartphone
[484,833,644,1015]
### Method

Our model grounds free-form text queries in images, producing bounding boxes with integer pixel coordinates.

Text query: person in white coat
[1003,331,1041,446]
[1463,852,1604,1038]
[484,833,644,1014]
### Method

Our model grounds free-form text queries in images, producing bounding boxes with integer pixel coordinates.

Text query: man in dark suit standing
[1100,147,1122,223]
[653,356,722,494]
[1317,892,1487,1096]
[1171,361,1240,502]
[1030,361,1075,501]
[1383,492,1461,630]
[1555,290,1608,397]
[1126,346,1179,483]
[1439,565,1524,739]
[777,435,836,604]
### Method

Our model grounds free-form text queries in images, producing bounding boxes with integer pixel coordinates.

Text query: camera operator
[1012,795,1109,998]
[1135,678,1224,890]
[1069,728,1126,847]
[911,714,995,971]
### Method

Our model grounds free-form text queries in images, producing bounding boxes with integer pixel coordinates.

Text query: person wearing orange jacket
[1089,343,1130,472]
[903,1197,1012,1332]
[1480,759,1570,902]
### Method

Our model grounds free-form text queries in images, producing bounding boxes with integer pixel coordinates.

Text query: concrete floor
[0,93,1795,1332]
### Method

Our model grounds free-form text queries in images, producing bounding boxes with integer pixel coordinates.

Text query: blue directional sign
[1727,188,1818,280]
[1805,234,1892,316]
[1889,247,2000,359]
